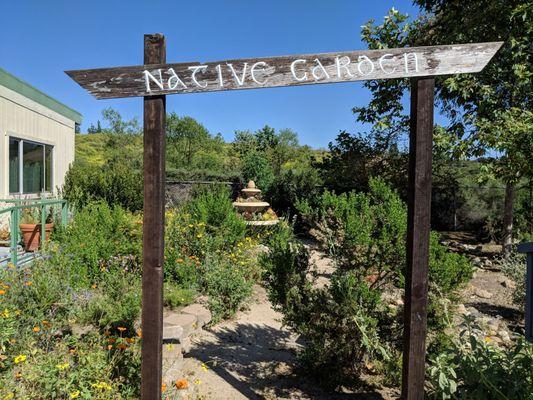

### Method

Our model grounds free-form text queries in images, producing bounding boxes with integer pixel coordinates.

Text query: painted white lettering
[404,52,420,73]
[215,64,224,87]
[290,59,308,81]
[144,69,164,91]
[357,55,375,76]
[167,68,187,90]
[227,63,248,86]
[188,65,208,88]
[311,59,330,80]
[335,56,353,78]
[378,54,396,74]
[250,61,268,85]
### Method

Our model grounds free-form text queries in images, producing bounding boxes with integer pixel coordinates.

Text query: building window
[9,137,53,194]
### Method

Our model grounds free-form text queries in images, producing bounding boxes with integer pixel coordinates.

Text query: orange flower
[108,338,116,344]
[0,290,6,295]
[33,326,40,333]
[136,329,142,338]
[117,327,127,332]
[174,379,188,390]
[126,338,135,344]
[42,320,52,328]
[69,349,77,355]
[107,345,113,350]
[117,343,128,350]
[14,371,22,379]
[24,281,33,286]
[161,383,167,393]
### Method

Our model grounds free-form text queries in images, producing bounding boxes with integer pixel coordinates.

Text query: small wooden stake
[141,33,166,400]
[401,77,434,400]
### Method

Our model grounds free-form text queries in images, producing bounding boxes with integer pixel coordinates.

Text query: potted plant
[19,205,54,252]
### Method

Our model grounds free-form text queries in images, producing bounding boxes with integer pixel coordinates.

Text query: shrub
[200,256,253,323]
[241,151,274,194]
[52,202,142,283]
[428,321,533,400]
[500,251,527,309]
[62,161,143,212]
[264,179,472,388]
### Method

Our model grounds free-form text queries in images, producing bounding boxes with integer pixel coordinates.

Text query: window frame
[8,136,54,195]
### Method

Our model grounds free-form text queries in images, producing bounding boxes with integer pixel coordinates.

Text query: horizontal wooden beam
[66,42,502,99]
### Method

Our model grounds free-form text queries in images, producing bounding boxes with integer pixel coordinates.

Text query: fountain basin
[232,201,270,213]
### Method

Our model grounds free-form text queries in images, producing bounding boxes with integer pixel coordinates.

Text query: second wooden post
[141,33,166,400]
[401,77,434,400]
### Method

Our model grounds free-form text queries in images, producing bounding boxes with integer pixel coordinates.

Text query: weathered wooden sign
[67,42,502,99]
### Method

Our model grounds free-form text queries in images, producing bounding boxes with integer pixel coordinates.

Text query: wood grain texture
[141,33,166,400]
[66,42,502,99]
[401,77,434,400]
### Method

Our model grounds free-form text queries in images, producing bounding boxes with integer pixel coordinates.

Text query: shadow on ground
[189,322,389,400]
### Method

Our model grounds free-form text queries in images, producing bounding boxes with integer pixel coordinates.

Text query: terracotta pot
[19,223,54,252]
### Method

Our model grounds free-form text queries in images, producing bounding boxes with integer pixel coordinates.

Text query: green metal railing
[0,198,68,266]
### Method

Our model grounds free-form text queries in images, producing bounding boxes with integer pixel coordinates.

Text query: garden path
[178,245,397,400]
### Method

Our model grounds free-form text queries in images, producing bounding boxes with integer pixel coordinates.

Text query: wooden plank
[401,77,434,400]
[66,42,502,99]
[141,33,166,400]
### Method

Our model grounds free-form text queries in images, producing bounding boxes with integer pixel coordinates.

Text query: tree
[101,107,141,135]
[166,113,212,167]
[87,120,102,134]
[357,3,532,254]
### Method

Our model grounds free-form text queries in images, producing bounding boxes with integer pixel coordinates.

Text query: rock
[456,304,468,315]
[500,277,516,289]
[475,288,493,299]
[179,336,192,353]
[162,343,183,361]
[164,313,196,338]
[163,323,184,342]
[498,330,511,342]
[481,244,503,254]
[71,324,95,337]
[180,304,212,327]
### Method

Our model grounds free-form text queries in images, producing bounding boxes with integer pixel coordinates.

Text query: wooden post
[517,242,533,342]
[401,77,434,400]
[141,33,166,400]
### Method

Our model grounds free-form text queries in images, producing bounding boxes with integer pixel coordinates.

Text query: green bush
[428,321,533,400]
[500,252,527,309]
[241,151,275,194]
[62,161,143,212]
[263,179,472,388]
[200,257,253,323]
[52,202,142,283]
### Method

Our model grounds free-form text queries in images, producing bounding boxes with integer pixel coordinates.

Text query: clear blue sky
[1,0,425,149]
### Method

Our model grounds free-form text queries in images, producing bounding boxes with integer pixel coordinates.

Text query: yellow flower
[3,393,14,399]
[1,309,10,318]
[14,354,27,364]
[56,362,70,370]
[196,234,203,239]
[201,362,208,371]
[33,326,41,333]
[70,391,80,399]
[24,281,32,286]
[194,379,201,385]
[91,381,112,391]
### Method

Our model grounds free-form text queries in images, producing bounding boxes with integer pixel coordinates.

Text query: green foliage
[428,321,533,400]
[241,151,275,193]
[500,252,527,309]
[52,202,142,282]
[200,257,253,323]
[265,179,472,388]
[63,161,143,212]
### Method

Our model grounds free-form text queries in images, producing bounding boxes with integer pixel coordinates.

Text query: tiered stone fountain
[233,181,279,226]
